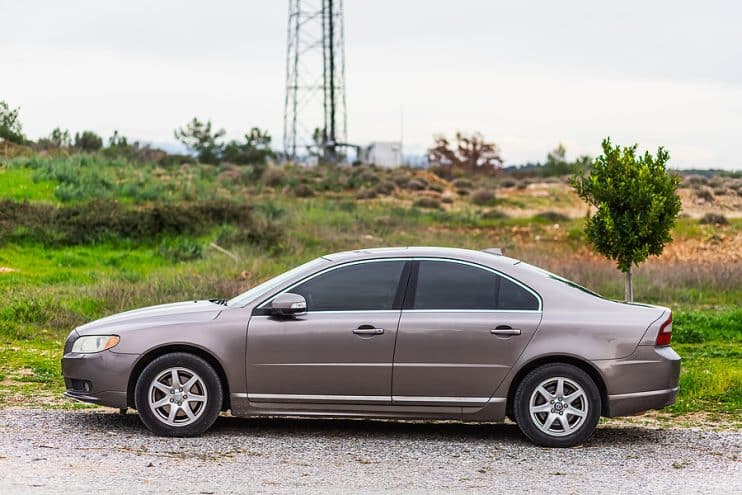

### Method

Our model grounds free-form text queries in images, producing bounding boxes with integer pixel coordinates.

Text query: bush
[500,178,517,188]
[481,209,509,219]
[412,197,441,209]
[375,180,396,195]
[684,175,709,186]
[262,166,287,187]
[158,238,203,262]
[534,211,569,223]
[0,199,279,247]
[470,189,496,206]
[406,179,427,191]
[452,178,473,189]
[292,183,315,198]
[356,188,378,200]
[74,131,103,152]
[695,187,714,202]
[699,213,728,225]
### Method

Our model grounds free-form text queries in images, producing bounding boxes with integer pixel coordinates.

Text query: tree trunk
[624,267,634,302]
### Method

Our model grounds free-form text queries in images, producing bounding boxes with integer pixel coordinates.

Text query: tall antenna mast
[283,0,347,161]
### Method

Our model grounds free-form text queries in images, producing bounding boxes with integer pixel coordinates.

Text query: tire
[134,352,222,437]
[513,363,601,448]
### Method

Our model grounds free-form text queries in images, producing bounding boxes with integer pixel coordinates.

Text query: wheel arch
[505,355,609,417]
[126,344,231,411]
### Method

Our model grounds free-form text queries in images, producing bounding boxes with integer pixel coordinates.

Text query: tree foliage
[74,130,103,152]
[222,127,274,165]
[427,132,503,174]
[36,127,72,150]
[0,101,26,144]
[571,138,681,299]
[174,118,226,164]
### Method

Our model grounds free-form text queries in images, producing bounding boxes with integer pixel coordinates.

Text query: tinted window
[412,261,539,311]
[291,261,406,312]
[498,276,539,310]
[414,261,497,310]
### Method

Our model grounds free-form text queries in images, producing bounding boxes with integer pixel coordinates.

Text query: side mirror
[270,293,307,317]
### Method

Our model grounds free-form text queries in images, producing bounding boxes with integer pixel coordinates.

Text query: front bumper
[61,350,139,409]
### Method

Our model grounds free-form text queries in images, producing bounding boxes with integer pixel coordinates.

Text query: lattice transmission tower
[283,0,347,161]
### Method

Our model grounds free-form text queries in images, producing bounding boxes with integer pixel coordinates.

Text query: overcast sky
[2,1,741,169]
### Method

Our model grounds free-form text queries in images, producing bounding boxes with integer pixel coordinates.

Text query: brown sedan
[62,247,680,447]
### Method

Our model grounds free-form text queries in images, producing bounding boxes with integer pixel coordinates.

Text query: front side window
[290,261,406,312]
[412,260,539,311]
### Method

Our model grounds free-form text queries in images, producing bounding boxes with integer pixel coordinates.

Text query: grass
[0,153,740,421]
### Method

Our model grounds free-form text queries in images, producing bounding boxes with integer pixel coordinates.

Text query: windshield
[227,258,327,307]
[516,261,603,298]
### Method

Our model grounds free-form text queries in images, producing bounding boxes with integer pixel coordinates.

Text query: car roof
[321,246,520,267]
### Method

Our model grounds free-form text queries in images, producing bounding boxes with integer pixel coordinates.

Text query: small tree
[174,118,225,164]
[74,130,103,151]
[222,127,273,165]
[427,132,503,175]
[0,100,26,144]
[571,138,681,301]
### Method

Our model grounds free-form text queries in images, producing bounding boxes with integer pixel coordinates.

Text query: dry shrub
[412,197,441,209]
[470,189,496,206]
[695,187,714,202]
[699,213,728,225]
[356,188,378,200]
[406,179,427,191]
[262,166,288,187]
[292,183,315,198]
[452,178,473,189]
[481,209,509,219]
[534,211,569,223]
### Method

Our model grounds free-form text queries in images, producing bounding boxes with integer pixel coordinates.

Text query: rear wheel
[513,363,601,447]
[134,353,222,437]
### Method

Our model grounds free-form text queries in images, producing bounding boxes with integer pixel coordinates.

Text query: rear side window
[291,261,406,312]
[412,260,539,311]
[498,276,539,310]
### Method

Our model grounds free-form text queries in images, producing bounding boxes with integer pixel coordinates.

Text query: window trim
[253,256,542,315]
[404,258,543,313]
[254,258,412,314]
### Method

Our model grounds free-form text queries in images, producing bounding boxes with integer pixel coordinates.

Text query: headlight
[71,335,120,353]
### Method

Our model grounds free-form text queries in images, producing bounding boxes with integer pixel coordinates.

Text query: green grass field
[0,153,739,423]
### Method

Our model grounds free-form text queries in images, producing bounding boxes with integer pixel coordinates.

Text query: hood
[76,300,224,335]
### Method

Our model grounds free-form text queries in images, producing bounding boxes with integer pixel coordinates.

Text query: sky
[2,0,741,169]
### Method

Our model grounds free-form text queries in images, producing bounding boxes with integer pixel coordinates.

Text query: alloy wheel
[528,376,588,437]
[148,367,208,427]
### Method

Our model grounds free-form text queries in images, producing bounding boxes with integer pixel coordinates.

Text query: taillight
[656,314,672,346]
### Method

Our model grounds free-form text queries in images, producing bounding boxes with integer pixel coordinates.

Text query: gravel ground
[0,409,739,494]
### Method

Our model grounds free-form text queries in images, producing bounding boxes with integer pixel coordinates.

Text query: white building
[360,141,403,168]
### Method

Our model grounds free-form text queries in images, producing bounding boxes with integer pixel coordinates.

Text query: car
[62,247,680,447]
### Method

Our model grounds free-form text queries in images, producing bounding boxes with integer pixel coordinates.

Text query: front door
[247,259,410,405]
[392,259,542,406]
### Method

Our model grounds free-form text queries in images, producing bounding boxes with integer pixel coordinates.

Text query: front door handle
[491,325,521,336]
[353,327,384,335]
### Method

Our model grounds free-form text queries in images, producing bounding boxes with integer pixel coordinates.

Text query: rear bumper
[607,386,679,417]
[599,345,681,417]
[61,351,138,409]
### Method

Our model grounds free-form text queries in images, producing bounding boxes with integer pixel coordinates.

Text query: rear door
[247,259,410,405]
[392,259,542,406]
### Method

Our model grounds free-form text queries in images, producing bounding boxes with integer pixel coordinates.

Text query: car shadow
[68,409,669,447]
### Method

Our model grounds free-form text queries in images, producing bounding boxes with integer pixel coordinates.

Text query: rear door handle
[491,326,521,336]
[353,327,384,335]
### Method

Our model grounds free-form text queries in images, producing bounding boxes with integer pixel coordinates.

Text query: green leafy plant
[571,138,681,301]
[0,100,26,144]
[174,117,226,164]
[73,130,103,152]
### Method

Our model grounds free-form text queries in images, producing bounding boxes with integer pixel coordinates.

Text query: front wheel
[513,363,601,447]
[134,353,222,436]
